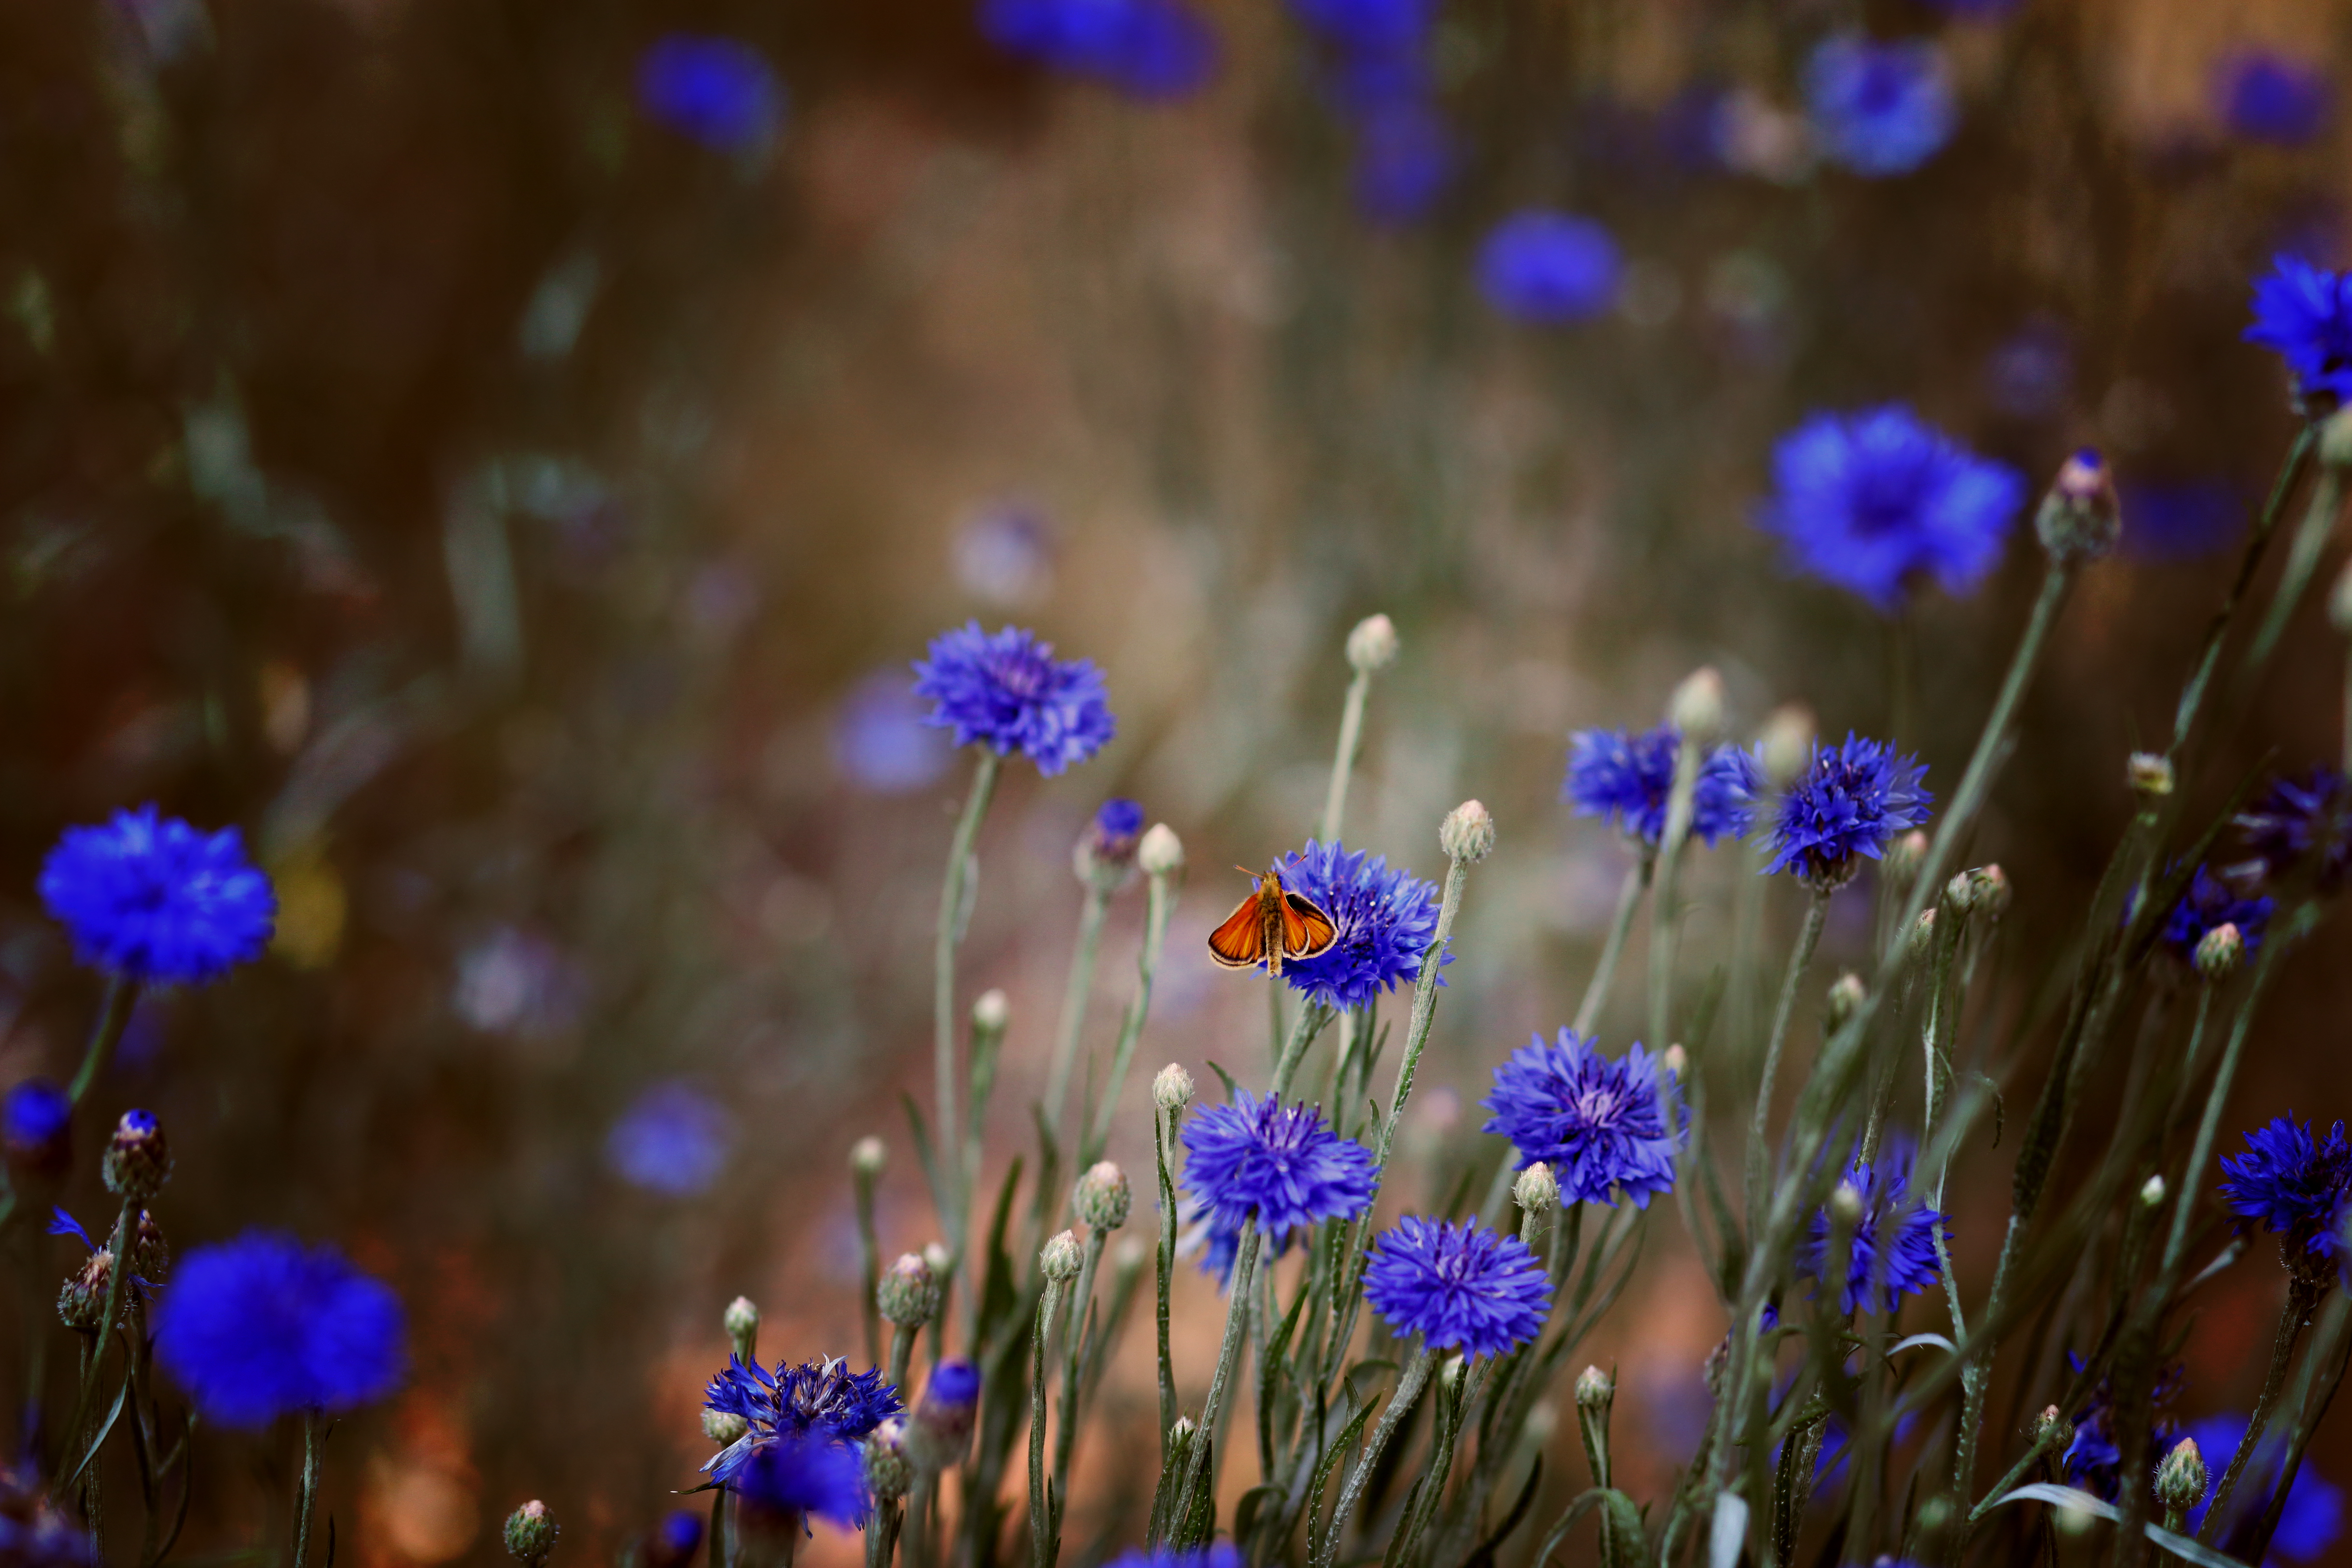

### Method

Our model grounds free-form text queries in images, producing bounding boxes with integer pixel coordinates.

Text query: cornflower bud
[1760,705,1816,789]
[2034,1405,2073,1451]
[1153,1063,1195,1114]
[2195,922,2243,982]
[1825,973,1865,1030]
[1514,1162,1560,1215]
[1137,824,1184,877]
[2140,1174,2167,1208]
[2035,447,2122,563]
[1668,666,1725,743]
[1662,1044,1688,1078]
[129,1209,169,1283]
[877,1253,939,1328]
[1346,613,1400,673]
[57,1249,112,1331]
[2155,1437,2208,1527]
[2128,752,2175,799]
[1441,799,1495,863]
[723,1295,760,1361]
[1438,1356,1465,1392]
[1884,831,1928,888]
[864,1421,914,1502]
[1829,1181,1865,1228]
[850,1137,888,1180]
[1074,799,1144,887]
[971,990,1009,1035]
[1040,1229,1083,1282]
[505,1501,560,1568]
[1944,870,1978,915]
[102,1110,170,1203]
[1915,1496,1953,1535]
[906,1361,981,1469]
[1968,865,2012,918]
[1072,1161,1132,1231]
[1575,1365,1615,1412]
[703,1409,749,1445]
[1910,907,1938,959]
[922,1241,951,1276]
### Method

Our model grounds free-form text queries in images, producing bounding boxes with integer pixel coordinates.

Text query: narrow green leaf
[1986,1483,2253,1568]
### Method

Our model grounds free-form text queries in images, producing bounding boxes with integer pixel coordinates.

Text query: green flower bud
[1137,824,1184,877]
[2128,752,2175,800]
[877,1253,940,1328]
[865,1421,914,1503]
[1040,1229,1083,1282]
[1346,614,1399,674]
[1072,1161,1132,1231]
[1441,800,1495,863]
[505,1501,560,1568]
[102,1111,170,1204]
[1153,1063,1195,1114]
[1514,1162,1560,1215]
[2196,922,2243,981]
[2035,447,2122,563]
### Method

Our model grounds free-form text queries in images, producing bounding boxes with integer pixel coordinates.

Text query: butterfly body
[1207,866,1339,977]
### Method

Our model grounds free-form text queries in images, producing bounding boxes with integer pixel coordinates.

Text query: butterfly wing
[1282,892,1340,959]
[1207,891,1270,969]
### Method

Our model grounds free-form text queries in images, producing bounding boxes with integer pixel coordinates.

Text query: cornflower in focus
[2220,1116,2352,1273]
[1803,36,1956,177]
[1272,840,1443,1008]
[153,1233,406,1427]
[1760,735,1933,889]
[2215,51,2332,146]
[703,1356,901,1486]
[1182,1090,1375,1251]
[41,806,277,985]
[2246,255,2352,407]
[1793,1148,1949,1314]
[1481,1031,1681,1208]
[1475,211,1621,324]
[1563,725,1763,848]
[2235,765,2352,895]
[1363,1216,1550,1358]
[978,0,1219,99]
[1759,405,2025,610]
[913,622,1116,776]
[635,36,785,152]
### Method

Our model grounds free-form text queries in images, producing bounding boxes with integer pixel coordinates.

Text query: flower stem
[2201,1274,2322,1543]
[2171,424,2313,754]
[1648,733,1704,1053]
[1084,868,1177,1167]
[856,1163,885,1370]
[59,1195,140,1486]
[1573,856,1652,1037]
[1028,1276,1066,1568]
[1746,890,1830,1234]
[1043,880,1113,1141]
[933,752,1000,1310]
[291,1411,322,1568]
[1154,1101,1180,1459]
[68,976,139,1106]
[1169,1222,1259,1542]
[1053,1231,1106,1527]
[1317,1343,1432,1568]
[2244,462,2344,675]
[1320,667,1374,845]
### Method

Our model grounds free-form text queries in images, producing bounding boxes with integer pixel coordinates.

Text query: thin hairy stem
[1043,880,1113,1140]
[933,752,1001,1253]
[1575,855,1653,1037]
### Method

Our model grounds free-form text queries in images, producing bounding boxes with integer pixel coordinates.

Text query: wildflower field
[5,2,2352,1568]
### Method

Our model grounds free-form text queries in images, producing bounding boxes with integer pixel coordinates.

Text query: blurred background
[3,0,2350,1560]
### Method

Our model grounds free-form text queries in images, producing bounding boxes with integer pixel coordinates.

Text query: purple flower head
[1759,734,1933,889]
[2220,1116,2352,1266]
[1272,840,1444,1010]
[606,1082,734,1197]
[1363,1216,1551,1358]
[733,1436,865,1527]
[979,0,1219,99]
[702,1356,901,1488]
[41,806,277,985]
[2063,1352,2184,1501]
[2216,51,2332,146]
[2,1079,71,1174]
[2234,766,2352,895]
[1182,1089,1376,1248]
[1563,726,1765,849]
[2182,1413,2344,1556]
[1804,36,1956,177]
[636,36,785,152]
[2155,865,2271,962]
[913,622,1115,776]
[1759,405,2025,611]
[1476,211,1621,325]
[1793,1145,1949,1315]
[1481,1031,1682,1208]
[153,1233,406,1427]
[2247,255,2352,407]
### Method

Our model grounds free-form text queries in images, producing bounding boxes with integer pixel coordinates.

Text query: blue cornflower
[833,672,953,795]
[2216,51,2332,146]
[1804,36,1956,177]
[1084,798,1145,877]
[1102,1547,1244,1568]
[2182,1413,2344,1558]
[1760,734,1933,889]
[2221,1116,2352,1266]
[1272,839,1444,1010]
[2063,1353,2183,1501]
[1481,1031,1682,1208]
[1793,1148,1949,1315]
[153,1233,406,1427]
[2121,479,2244,562]
[2,1079,72,1173]
[2246,255,2352,407]
[978,0,1219,99]
[647,1510,704,1568]
[1759,405,2026,611]
[2155,865,2271,961]
[636,36,785,152]
[703,1356,901,1488]
[1182,1089,1376,1248]
[732,1435,865,1527]
[2235,766,2352,896]
[606,1082,734,1197]
[1563,726,1765,849]
[1352,103,1457,226]
[1475,211,1621,325]
[912,623,1116,777]
[40,806,277,985]
[1288,0,1436,51]
[1363,1216,1551,1359]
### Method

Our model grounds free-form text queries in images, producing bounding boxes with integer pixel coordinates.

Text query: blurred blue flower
[1760,404,2025,610]
[833,672,955,795]
[0,1472,94,1568]
[1476,212,1622,324]
[1352,103,1458,226]
[2064,1352,2183,1500]
[41,806,277,985]
[2181,1413,2344,1557]
[1563,725,1765,848]
[2216,51,2332,146]
[1760,735,1933,889]
[1364,1216,1550,1358]
[1102,1547,1243,1568]
[1793,1145,1949,1314]
[1288,0,1437,50]
[913,622,1115,777]
[1983,319,2072,419]
[1915,0,2020,15]
[732,1435,866,1526]
[1482,1030,1681,1208]
[636,36,785,152]
[1193,1208,1243,1287]
[607,1082,733,1197]
[2,1079,71,1173]
[953,500,1056,605]
[2247,254,2352,406]
[154,1233,405,1427]
[1273,839,1444,1009]
[2220,1116,2352,1263]
[2121,479,2244,561]
[1183,1089,1376,1248]
[979,0,1219,99]
[703,1356,900,1488]
[2235,766,2352,896]
[1804,36,1956,177]
[2156,865,2271,961]
[648,1510,704,1568]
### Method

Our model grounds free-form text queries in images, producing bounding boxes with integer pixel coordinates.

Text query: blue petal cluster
[979,0,1218,99]
[1804,36,1956,177]
[40,806,277,985]
[2235,766,2352,896]
[2,1079,72,1173]
[2182,1413,2345,1558]
[606,1082,734,1197]
[913,623,1116,777]
[1563,726,1764,848]
[1760,735,1933,888]
[1363,1216,1551,1358]
[1793,1149,1949,1315]
[732,1436,866,1527]
[1274,840,1444,1009]
[703,1356,901,1488]
[153,1233,406,1427]
[2216,52,2332,146]
[1182,1089,1376,1247]
[1475,212,1622,325]
[2156,865,2272,961]
[1290,0,1455,224]
[2247,255,2352,407]
[2062,1353,2183,1501]
[1481,1031,1681,1208]
[1102,1546,1244,1568]
[1759,405,2025,611]
[636,36,785,152]
[2220,1116,2352,1263]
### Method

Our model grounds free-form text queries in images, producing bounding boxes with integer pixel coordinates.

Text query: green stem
[1320,669,1374,845]
[1043,882,1113,1140]
[291,1412,322,1568]
[1028,1278,1066,1568]
[1317,1344,1432,1568]
[856,1166,884,1370]
[2171,425,2314,753]
[1648,733,1704,1052]
[2160,926,2298,1285]
[1169,1222,1259,1540]
[60,1196,140,1481]
[933,752,1001,1257]
[2244,463,2344,675]
[1965,1423,2062,1524]
[1155,1102,1180,1458]
[1084,869,1176,1166]
[1746,891,1830,1234]
[2200,1276,2321,1543]
[1573,856,1652,1037]
[1268,1002,1335,1101]
[1053,1231,1106,1524]
[69,976,139,1106]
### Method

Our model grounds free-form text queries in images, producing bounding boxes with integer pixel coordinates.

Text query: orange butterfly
[1207,865,1340,977]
